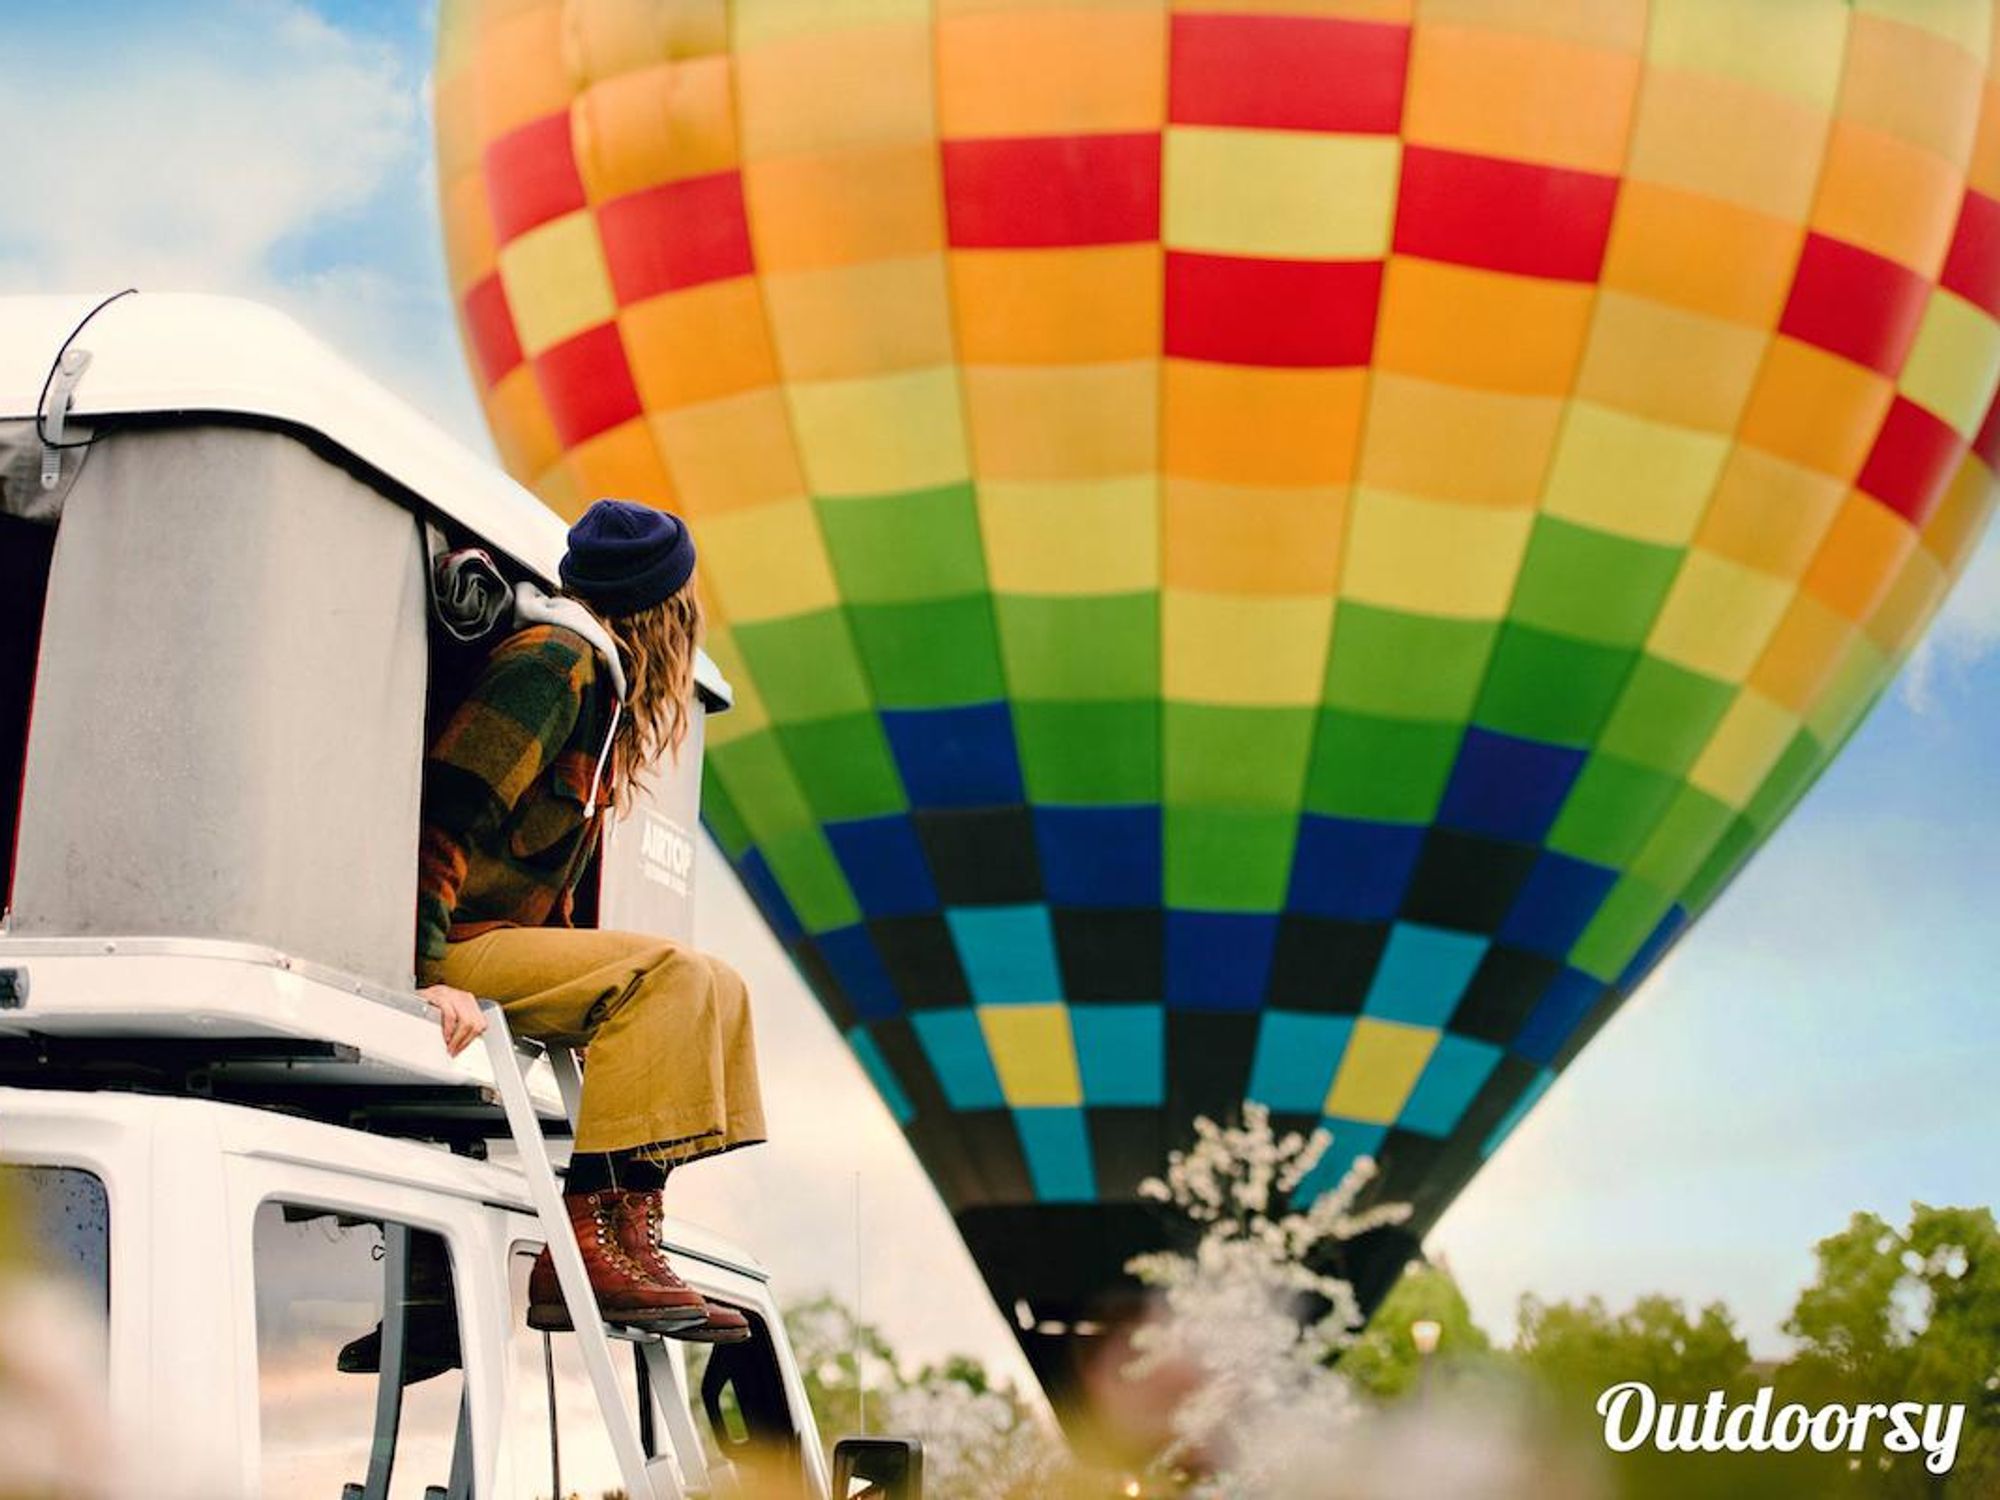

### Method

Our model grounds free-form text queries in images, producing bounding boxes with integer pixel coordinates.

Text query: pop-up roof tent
[0,292,729,1124]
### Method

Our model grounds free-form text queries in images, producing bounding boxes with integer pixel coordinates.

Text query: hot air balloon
[435,0,2000,1412]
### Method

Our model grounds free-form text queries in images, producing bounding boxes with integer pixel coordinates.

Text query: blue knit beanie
[559,499,696,616]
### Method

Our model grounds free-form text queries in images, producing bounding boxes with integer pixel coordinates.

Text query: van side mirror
[831,1435,924,1499]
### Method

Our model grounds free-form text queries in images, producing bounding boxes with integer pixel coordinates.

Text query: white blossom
[1123,1104,1413,1496]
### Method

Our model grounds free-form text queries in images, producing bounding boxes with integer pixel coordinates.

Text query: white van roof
[0,291,729,707]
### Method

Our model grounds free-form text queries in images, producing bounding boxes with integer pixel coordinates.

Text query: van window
[2,1164,110,1379]
[4,1163,108,1300]
[501,1243,638,1499]
[252,1202,469,1498]
[687,1314,807,1498]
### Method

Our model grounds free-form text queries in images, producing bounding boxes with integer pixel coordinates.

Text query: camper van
[0,293,921,1500]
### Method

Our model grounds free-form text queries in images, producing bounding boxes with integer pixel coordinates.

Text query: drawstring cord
[584,699,622,818]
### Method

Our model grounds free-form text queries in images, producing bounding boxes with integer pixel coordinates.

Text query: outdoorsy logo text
[1596,1381,1966,1476]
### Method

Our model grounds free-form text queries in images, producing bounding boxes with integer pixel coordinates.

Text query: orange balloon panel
[437,0,2000,1349]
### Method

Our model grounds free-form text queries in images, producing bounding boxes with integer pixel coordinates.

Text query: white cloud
[0,2,408,289]
[0,0,485,446]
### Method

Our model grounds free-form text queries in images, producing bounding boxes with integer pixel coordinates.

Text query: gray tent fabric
[9,423,429,988]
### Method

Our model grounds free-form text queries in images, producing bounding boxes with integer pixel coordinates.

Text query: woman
[417,498,762,1345]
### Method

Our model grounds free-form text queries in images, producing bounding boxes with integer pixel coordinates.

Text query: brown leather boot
[611,1189,753,1345]
[527,1191,708,1333]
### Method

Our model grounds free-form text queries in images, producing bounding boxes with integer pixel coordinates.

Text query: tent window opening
[0,510,57,920]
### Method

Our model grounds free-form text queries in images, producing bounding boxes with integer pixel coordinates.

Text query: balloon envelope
[437,0,2000,1397]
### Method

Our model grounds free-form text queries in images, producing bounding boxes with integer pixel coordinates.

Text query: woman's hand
[418,983,489,1059]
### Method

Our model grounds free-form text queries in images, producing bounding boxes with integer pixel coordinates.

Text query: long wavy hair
[577,584,703,815]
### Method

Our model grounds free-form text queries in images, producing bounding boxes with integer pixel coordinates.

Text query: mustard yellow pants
[427,927,766,1165]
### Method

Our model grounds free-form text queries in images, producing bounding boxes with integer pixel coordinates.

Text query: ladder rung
[0,1031,581,1150]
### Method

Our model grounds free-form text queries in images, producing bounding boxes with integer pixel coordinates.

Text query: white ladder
[481,1002,719,1500]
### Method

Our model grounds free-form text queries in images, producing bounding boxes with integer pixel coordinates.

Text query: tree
[1514,1291,1755,1406]
[1341,1259,1497,1400]
[1505,1291,1846,1500]
[1777,1204,2000,1496]
[781,1293,902,1445]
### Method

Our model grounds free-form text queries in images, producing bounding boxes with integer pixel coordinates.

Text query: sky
[4,0,1998,1403]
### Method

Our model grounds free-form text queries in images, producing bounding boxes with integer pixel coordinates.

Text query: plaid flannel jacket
[416,624,614,970]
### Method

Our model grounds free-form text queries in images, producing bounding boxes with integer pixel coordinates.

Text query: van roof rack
[0,936,570,1150]
[0,1032,551,1152]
